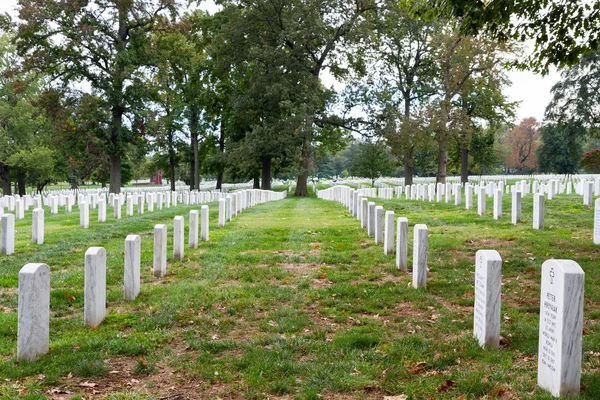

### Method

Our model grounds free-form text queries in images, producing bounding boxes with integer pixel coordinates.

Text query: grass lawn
[1,188,599,399]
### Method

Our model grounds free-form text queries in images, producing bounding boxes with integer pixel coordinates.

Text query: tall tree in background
[222,0,376,196]
[430,29,505,183]
[537,122,584,174]
[369,0,437,185]
[505,117,540,174]
[0,33,55,195]
[15,0,177,193]
[350,140,396,186]
[545,51,600,136]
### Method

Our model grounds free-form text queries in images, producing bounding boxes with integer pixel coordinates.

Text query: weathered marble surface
[98,198,106,222]
[374,206,383,244]
[218,198,226,227]
[511,190,522,225]
[84,247,106,328]
[80,201,89,228]
[124,235,141,301]
[189,210,199,248]
[154,224,167,277]
[465,184,473,210]
[367,202,375,237]
[384,211,394,255]
[595,199,600,245]
[1,213,15,255]
[396,217,408,271]
[32,208,44,245]
[478,187,486,216]
[201,205,209,241]
[412,224,428,288]
[18,263,50,362]
[473,250,502,349]
[533,193,545,230]
[537,259,584,397]
[226,196,232,222]
[138,195,144,215]
[173,216,184,260]
[113,198,121,219]
[361,198,368,229]
[493,189,502,220]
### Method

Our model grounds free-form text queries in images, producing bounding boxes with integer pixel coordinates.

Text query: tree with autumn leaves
[503,118,541,174]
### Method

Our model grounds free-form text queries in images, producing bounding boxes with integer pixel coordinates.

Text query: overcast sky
[0,0,561,124]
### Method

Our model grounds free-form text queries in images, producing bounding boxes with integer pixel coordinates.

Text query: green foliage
[5,147,56,191]
[538,123,584,174]
[546,51,600,136]
[432,0,600,73]
[350,141,397,185]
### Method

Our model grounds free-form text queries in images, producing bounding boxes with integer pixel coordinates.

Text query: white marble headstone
[384,211,394,255]
[533,193,545,230]
[412,224,428,289]
[473,250,502,348]
[124,235,141,301]
[17,263,50,362]
[201,205,209,241]
[189,210,199,249]
[154,224,167,277]
[1,213,15,255]
[396,217,408,271]
[537,259,584,397]
[84,247,106,328]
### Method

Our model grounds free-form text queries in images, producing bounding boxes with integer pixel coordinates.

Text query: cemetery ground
[1,188,600,399]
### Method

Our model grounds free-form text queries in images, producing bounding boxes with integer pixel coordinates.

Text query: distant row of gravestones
[0,188,284,255]
[341,177,600,240]
[318,184,585,398]
[9,189,286,366]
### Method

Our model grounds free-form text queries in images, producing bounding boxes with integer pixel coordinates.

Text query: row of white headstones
[0,189,283,255]
[318,184,585,398]
[11,189,286,365]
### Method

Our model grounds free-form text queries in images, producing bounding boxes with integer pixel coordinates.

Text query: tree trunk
[436,129,447,184]
[109,154,121,193]
[17,175,25,196]
[253,175,260,189]
[216,120,225,191]
[168,131,175,192]
[190,104,200,190]
[294,134,312,197]
[0,162,11,195]
[403,153,414,186]
[460,147,469,184]
[261,155,272,190]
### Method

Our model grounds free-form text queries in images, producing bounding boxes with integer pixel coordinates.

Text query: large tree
[15,0,177,193]
[537,122,584,174]
[429,29,506,183]
[430,0,600,73]
[545,51,600,136]
[370,0,437,186]
[505,117,540,174]
[221,0,376,196]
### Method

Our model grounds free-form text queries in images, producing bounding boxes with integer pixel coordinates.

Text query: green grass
[1,187,599,398]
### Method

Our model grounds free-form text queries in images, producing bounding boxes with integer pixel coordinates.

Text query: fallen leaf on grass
[64,294,76,301]
[437,379,456,392]
[383,395,407,400]
[405,361,428,375]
